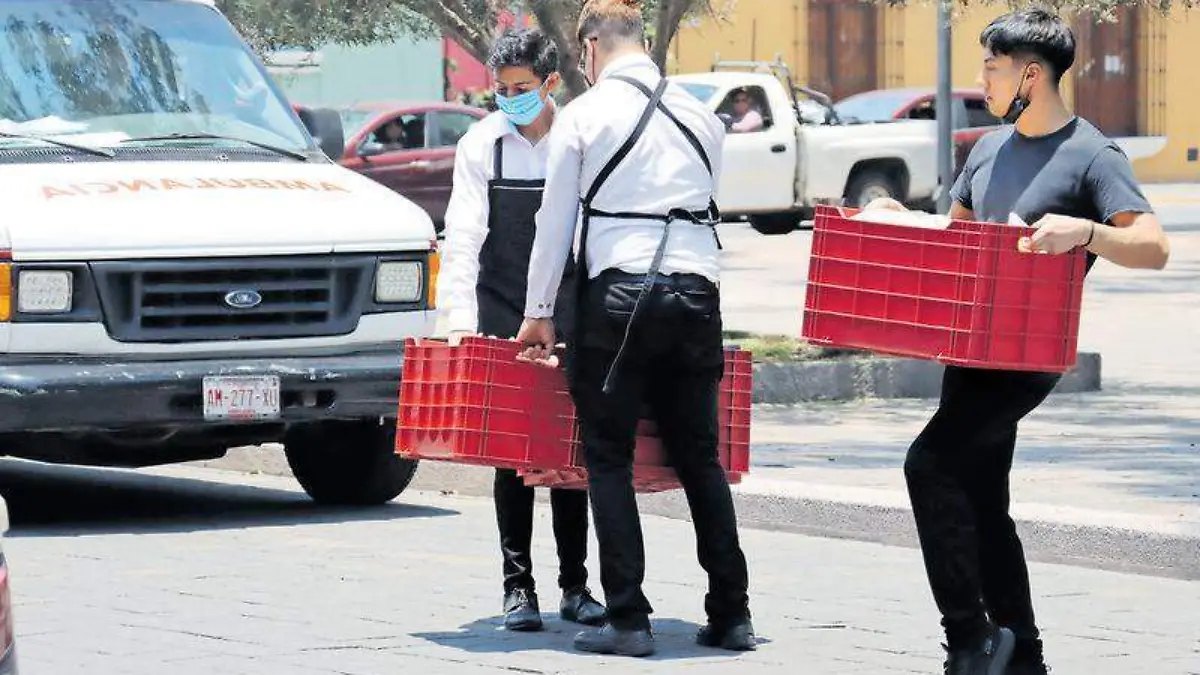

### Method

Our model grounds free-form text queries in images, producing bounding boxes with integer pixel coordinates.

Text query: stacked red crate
[396,337,752,492]
[801,205,1087,373]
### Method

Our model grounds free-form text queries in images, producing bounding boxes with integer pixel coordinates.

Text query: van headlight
[375,261,422,303]
[18,270,73,313]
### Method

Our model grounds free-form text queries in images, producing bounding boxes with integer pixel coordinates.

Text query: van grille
[92,256,376,342]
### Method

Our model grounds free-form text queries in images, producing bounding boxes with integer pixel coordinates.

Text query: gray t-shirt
[950,117,1152,268]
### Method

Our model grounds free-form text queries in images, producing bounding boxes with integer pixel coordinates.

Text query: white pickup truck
[670,61,940,234]
[0,0,438,505]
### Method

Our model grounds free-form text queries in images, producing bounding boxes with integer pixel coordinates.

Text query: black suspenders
[574,75,723,394]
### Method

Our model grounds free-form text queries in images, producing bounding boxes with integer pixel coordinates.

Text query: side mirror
[296,106,345,160]
[357,141,385,158]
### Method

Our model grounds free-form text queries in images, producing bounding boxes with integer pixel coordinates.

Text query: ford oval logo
[224,289,263,309]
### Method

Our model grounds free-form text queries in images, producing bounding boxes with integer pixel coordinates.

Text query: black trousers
[569,270,750,631]
[494,468,590,594]
[903,365,1061,647]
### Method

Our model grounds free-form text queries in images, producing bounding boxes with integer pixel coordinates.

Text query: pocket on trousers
[600,281,643,318]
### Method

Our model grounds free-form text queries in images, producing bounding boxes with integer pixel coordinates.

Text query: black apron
[477,137,576,340]
[571,76,722,394]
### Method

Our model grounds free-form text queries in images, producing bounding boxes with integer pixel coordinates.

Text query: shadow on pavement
[413,616,769,660]
[0,459,456,537]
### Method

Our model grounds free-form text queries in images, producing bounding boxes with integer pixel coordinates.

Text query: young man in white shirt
[436,27,605,634]
[516,0,753,657]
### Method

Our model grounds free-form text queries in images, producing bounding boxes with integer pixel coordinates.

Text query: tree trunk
[529,0,588,101]
[651,0,690,73]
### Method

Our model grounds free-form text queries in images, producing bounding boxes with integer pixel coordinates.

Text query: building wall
[268,39,444,108]
[671,2,1200,182]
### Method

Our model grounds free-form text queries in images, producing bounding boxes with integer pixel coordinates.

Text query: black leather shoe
[503,588,543,632]
[573,624,655,657]
[1008,637,1050,674]
[943,624,1015,675]
[560,586,607,626]
[696,618,757,651]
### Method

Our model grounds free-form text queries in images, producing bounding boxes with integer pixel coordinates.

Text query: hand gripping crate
[396,337,751,492]
[801,206,1087,373]
[396,337,576,470]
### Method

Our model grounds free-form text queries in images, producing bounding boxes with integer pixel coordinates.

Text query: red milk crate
[396,337,576,470]
[801,205,1087,373]
[518,349,752,492]
[396,337,752,493]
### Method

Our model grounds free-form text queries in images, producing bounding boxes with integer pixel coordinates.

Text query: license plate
[203,376,281,421]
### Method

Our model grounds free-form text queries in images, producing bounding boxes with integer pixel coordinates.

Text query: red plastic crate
[396,337,752,492]
[801,205,1087,373]
[396,338,576,470]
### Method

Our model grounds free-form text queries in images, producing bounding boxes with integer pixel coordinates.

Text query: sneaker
[943,624,1015,675]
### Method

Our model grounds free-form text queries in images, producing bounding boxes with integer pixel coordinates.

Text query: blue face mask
[496,83,547,127]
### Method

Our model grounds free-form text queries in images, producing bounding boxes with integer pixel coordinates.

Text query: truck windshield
[0,0,311,154]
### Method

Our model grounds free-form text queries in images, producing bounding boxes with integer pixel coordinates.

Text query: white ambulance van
[0,0,438,505]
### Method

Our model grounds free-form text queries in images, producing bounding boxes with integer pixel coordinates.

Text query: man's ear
[545,72,563,94]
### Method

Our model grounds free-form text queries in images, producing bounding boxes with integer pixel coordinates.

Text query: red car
[833,87,1004,175]
[295,101,488,231]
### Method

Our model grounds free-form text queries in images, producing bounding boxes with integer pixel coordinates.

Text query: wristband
[1083,221,1096,247]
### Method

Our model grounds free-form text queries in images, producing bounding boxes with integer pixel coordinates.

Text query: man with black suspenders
[516,0,753,658]
[437,27,605,634]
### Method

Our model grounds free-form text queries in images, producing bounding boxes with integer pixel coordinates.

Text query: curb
[402,461,1198,582]
[751,352,1101,404]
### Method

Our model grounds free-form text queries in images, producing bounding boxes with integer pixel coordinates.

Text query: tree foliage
[217,0,727,99]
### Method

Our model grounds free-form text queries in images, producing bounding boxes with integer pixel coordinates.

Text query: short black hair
[487,28,558,81]
[980,8,1076,83]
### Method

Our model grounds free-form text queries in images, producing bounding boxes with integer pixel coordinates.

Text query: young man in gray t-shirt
[865,9,1170,675]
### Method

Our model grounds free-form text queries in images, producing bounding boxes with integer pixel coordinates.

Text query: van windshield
[0,0,311,153]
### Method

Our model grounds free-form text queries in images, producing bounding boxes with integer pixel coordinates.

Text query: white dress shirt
[524,53,725,319]
[436,110,552,333]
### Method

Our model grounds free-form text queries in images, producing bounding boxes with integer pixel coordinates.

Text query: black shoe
[696,618,757,651]
[943,625,1015,675]
[1008,638,1050,674]
[560,586,607,626]
[573,624,655,657]
[503,588,543,632]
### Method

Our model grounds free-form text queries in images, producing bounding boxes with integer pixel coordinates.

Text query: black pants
[904,365,1061,647]
[494,468,590,595]
[570,270,750,631]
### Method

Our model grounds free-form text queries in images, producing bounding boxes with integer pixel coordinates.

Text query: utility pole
[936,0,954,213]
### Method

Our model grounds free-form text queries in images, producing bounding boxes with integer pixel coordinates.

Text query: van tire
[749,213,798,235]
[285,421,418,506]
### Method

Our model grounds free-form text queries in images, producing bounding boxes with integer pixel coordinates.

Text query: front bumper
[0,351,403,434]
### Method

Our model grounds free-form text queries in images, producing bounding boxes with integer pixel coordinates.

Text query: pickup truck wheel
[285,422,418,506]
[749,213,798,235]
[846,171,900,208]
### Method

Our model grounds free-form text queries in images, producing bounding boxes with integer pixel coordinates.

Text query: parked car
[0,495,15,674]
[295,102,488,231]
[833,87,1004,176]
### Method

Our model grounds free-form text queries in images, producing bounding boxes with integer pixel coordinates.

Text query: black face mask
[1002,66,1032,124]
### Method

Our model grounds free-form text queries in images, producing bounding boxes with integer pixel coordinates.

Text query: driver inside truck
[727,87,763,133]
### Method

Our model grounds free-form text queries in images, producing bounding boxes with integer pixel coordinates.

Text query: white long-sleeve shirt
[523,53,725,319]
[436,110,552,333]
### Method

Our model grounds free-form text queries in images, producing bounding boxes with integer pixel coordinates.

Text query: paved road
[5,462,1199,675]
